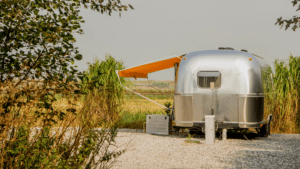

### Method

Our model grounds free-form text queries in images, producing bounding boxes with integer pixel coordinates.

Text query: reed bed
[263,55,300,133]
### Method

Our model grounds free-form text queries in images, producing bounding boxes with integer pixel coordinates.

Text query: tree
[0,0,133,120]
[276,0,300,31]
[0,1,133,167]
[0,0,133,85]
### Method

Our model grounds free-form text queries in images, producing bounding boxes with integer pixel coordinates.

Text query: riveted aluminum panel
[146,114,169,135]
[218,94,239,122]
[174,95,193,127]
[175,50,263,95]
[247,68,264,93]
[192,94,239,122]
[239,96,264,127]
[192,94,211,121]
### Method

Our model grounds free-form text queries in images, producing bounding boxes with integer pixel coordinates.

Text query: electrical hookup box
[146,114,169,135]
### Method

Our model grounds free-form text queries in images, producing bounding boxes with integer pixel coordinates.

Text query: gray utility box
[146,114,169,135]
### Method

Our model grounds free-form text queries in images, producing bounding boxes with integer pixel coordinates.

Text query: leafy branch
[276,0,300,31]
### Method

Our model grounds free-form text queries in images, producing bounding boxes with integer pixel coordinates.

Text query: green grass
[126,89,174,93]
[124,88,174,100]
[125,80,175,90]
[125,94,173,100]
[118,110,166,129]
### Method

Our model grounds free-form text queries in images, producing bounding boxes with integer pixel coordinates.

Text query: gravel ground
[111,131,300,169]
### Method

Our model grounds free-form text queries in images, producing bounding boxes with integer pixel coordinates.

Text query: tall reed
[263,55,300,133]
[80,55,127,123]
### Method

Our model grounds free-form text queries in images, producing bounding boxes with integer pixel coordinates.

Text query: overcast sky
[73,0,300,81]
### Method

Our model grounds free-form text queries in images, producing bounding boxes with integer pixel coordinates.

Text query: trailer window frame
[197,71,221,89]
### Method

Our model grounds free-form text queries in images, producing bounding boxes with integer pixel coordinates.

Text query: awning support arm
[115,70,173,110]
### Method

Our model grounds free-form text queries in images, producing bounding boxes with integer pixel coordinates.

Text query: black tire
[189,128,202,135]
[189,130,197,135]
[216,129,222,140]
[174,127,180,134]
[260,124,269,137]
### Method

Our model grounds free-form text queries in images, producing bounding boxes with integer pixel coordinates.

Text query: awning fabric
[118,56,183,78]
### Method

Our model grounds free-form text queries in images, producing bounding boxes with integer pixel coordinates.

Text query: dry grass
[123,99,173,112]
[48,97,172,129]
[263,56,300,134]
[0,79,127,168]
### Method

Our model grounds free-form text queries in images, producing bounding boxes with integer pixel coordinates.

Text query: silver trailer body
[173,50,266,129]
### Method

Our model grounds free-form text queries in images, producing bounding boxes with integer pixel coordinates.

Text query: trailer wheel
[174,127,180,134]
[260,124,269,137]
[216,129,223,140]
[189,128,203,135]
[189,130,197,135]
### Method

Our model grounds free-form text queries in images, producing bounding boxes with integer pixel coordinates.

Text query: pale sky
[73,0,300,80]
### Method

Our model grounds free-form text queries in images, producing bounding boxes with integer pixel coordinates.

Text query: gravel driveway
[112,131,300,169]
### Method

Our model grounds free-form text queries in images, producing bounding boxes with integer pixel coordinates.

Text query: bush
[80,55,126,123]
[164,102,172,115]
[0,65,127,168]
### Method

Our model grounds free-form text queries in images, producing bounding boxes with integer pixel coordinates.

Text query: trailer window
[197,71,221,88]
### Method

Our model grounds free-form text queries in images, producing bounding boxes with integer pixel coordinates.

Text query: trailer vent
[218,47,234,50]
[241,49,248,52]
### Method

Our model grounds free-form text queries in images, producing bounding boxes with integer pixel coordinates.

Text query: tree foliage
[0,0,133,120]
[0,1,133,168]
[276,0,300,31]
[0,0,133,84]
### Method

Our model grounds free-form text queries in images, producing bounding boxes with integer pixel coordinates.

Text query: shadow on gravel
[164,130,262,140]
[226,132,261,140]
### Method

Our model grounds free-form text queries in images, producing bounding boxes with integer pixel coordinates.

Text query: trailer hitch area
[268,114,273,124]
[266,114,273,136]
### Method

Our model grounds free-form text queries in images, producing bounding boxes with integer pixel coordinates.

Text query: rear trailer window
[197,71,221,88]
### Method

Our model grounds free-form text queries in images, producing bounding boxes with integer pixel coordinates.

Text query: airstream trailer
[117,48,272,137]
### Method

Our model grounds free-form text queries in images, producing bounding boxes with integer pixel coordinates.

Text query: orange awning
[118,55,184,78]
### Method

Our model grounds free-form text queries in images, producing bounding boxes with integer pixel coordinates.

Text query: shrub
[0,69,127,169]
[80,55,126,123]
[164,102,172,115]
